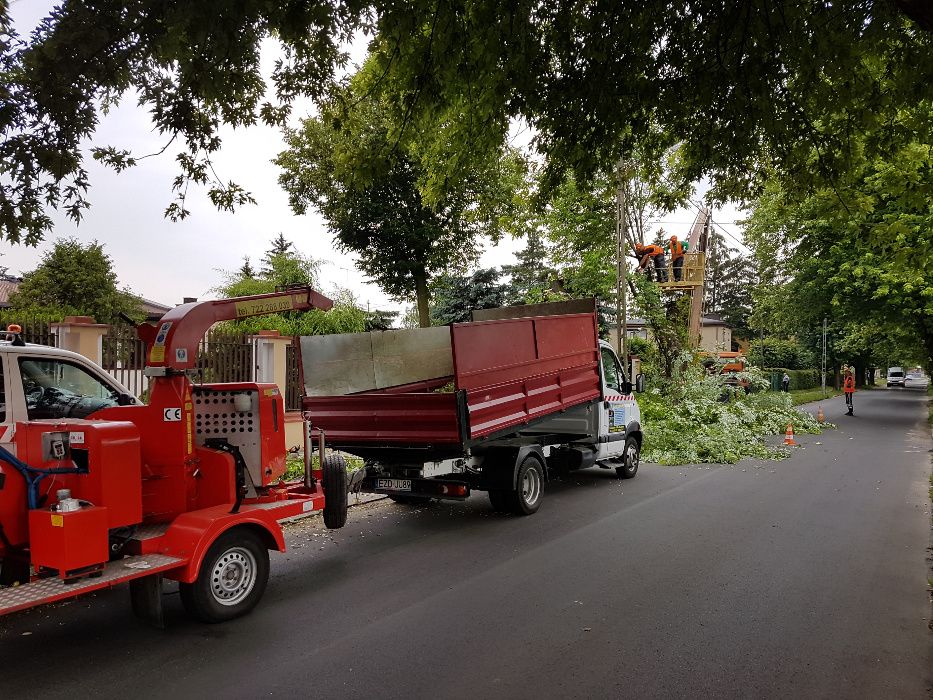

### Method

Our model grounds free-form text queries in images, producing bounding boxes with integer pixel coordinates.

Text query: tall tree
[4,3,931,244]
[744,141,933,370]
[276,77,523,327]
[703,230,756,340]
[430,268,514,325]
[501,229,553,303]
[261,234,294,277]
[10,238,141,321]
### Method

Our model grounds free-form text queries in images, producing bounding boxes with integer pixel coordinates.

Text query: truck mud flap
[360,476,471,500]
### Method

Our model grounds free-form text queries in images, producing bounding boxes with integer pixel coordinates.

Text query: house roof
[0,276,171,321]
[0,278,21,306]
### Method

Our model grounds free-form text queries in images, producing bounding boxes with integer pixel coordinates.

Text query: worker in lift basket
[669,234,689,281]
[633,242,668,282]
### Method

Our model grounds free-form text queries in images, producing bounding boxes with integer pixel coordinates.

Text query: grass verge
[788,387,843,405]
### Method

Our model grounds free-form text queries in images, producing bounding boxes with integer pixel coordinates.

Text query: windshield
[19,356,122,420]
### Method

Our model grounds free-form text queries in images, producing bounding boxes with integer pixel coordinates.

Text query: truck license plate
[377,478,412,492]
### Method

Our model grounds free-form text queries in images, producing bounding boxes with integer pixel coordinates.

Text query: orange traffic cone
[816,406,825,424]
[783,422,798,446]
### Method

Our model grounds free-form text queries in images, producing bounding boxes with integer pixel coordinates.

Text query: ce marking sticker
[163,408,182,422]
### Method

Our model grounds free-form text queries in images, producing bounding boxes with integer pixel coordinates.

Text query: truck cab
[0,339,138,453]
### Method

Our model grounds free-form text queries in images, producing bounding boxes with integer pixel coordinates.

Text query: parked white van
[886,367,906,387]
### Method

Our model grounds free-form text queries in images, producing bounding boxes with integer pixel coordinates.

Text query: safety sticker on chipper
[149,321,173,363]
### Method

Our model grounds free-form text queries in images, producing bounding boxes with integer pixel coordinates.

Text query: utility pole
[615,161,628,365]
[821,316,827,397]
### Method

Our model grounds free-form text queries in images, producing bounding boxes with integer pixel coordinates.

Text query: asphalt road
[2,388,930,699]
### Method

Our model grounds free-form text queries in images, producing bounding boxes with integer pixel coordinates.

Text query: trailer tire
[505,455,545,515]
[179,528,270,623]
[323,454,349,529]
[615,436,640,479]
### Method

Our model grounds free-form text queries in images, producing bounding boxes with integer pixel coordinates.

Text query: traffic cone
[816,406,825,424]
[783,422,798,446]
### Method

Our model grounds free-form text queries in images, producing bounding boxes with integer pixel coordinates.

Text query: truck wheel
[180,528,270,623]
[506,455,545,515]
[615,437,640,479]
[323,454,348,529]
[388,495,431,505]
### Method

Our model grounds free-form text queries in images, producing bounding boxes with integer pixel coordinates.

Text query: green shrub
[765,368,822,390]
[748,338,815,370]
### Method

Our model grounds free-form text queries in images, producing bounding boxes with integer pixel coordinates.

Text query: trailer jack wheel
[180,528,270,623]
[322,454,348,529]
[505,455,544,516]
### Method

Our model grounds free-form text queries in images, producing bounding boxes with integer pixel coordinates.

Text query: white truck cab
[0,340,138,453]
[594,339,643,476]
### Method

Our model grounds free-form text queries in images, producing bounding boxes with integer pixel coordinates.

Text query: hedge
[765,368,823,390]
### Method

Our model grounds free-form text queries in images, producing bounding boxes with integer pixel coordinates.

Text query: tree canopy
[9,237,141,321]
[744,140,933,372]
[3,2,931,243]
[276,77,525,326]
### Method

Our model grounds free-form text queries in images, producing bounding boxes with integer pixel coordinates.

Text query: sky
[6,2,747,315]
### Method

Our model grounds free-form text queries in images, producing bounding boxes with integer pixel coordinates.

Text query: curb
[279,491,387,525]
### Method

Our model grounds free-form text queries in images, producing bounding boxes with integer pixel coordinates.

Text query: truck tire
[615,437,640,479]
[179,527,270,623]
[323,454,348,529]
[505,455,545,515]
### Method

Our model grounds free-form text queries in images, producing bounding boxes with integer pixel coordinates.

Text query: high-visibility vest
[843,376,855,392]
[670,237,684,258]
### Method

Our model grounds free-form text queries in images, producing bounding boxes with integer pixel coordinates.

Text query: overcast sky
[7,1,746,315]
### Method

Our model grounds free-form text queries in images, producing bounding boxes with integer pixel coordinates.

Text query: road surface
[1,388,930,698]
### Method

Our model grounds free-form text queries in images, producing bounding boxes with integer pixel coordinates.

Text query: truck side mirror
[117,393,136,406]
[635,373,646,393]
[621,380,633,395]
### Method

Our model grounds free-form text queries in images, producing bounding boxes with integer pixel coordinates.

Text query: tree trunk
[415,273,430,328]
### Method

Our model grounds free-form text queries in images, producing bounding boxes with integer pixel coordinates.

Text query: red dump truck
[301,300,645,515]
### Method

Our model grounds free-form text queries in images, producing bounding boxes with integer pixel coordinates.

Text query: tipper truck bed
[301,300,645,515]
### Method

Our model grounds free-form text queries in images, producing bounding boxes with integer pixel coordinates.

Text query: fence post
[250,330,292,393]
[50,316,110,365]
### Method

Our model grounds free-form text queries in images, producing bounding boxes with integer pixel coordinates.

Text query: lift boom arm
[140,286,333,370]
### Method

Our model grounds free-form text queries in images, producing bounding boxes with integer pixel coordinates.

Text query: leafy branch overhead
[2,2,931,243]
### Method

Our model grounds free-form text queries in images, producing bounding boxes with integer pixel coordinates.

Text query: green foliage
[213,236,366,336]
[748,339,815,370]
[501,229,554,303]
[10,238,142,322]
[764,369,823,391]
[276,78,525,327]
[630,273,689,379]
[745,141,933,371]
[704,229,755,339]
[640,361,827,465]
[5,2,931,246]
[430,268,515,326]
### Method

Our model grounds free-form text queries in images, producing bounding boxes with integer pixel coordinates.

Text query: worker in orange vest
[843,368,855,415]
[669,234,689,281]
[632,242,668,282]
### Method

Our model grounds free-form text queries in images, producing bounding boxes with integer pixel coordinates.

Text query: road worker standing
[843,368,855,415]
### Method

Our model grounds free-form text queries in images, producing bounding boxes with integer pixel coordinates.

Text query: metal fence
[196,328,255,384]
[101,323,149,397]
[285,342,301,411]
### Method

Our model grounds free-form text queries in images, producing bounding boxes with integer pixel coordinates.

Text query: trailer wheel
[615,437,640,479]
[506,455,545,515]
[180,528,269,623]
[323,454,349,529]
